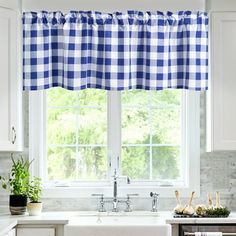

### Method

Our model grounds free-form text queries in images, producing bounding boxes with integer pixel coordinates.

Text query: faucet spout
[113,177,117,199]
[112,169,119,212]
[111,168,130,212]
[113,169,118,200]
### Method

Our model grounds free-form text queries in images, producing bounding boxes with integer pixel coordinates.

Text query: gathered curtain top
[23,11,208,25]
[23,10,208,91]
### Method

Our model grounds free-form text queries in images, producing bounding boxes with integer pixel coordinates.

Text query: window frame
[29,90,200,198]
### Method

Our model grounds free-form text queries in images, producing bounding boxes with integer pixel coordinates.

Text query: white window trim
[29,90,200,198]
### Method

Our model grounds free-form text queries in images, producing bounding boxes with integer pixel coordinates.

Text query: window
[121,90,182,182]
[47,89,108,181]
[29,89,200,197]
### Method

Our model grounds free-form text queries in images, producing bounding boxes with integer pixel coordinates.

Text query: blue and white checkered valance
[23,11,208,91]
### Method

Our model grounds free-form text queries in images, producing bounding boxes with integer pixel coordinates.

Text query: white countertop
[1,211,236,236]
[0,212,69,236]
[0,219,17,236]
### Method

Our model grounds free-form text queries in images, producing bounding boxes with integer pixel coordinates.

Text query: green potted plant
[0,154,32,215]
[27,177,42,216]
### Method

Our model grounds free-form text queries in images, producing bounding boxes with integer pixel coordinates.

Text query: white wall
[22,0,205,12]
[206,0,236,11]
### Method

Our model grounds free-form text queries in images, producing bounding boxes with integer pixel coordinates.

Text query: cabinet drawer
[17,228,55,236]
[180,224,236,236]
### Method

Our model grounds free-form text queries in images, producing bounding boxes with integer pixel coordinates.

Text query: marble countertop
[166,212,236,224]
[1,211,236,236]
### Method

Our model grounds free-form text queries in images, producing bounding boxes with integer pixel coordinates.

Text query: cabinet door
[208,12,236,150]
[7,228,16,236]
[0,7,22,151]
[17,228,55,236]
[0,0,20,10]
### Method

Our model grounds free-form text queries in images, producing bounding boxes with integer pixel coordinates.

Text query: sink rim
[69,211,161,217]
[66,212,169,226]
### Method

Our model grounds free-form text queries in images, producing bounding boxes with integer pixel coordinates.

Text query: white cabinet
[0,0,21,10]
[0,7,22,151]
[17,228,55,236]
[7,228,15,236]
[4,228,15,236]
[208,12,236,150]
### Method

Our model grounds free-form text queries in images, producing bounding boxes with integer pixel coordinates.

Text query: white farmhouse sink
[65,214,171,236]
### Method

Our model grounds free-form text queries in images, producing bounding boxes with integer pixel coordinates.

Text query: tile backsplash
[0,93,236,212]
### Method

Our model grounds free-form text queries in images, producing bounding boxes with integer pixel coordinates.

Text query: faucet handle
[116,174,130,184]
[92,194,106,212]
[111,169,130,184]
[119,176,130,184]
[125,194,138,212]
[150,192,159,198]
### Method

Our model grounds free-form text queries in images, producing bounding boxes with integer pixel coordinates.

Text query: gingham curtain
[23,11,208,91]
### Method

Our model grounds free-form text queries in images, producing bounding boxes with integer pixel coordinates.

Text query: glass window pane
[46,88,107,181]
[152,146,181,180]
[47,88,78,107]
[151,108,181,145]
[47,147,107,181]
[121,146,150,179]
[47,147,76,181]
[122,107,149,144]
[47,108,77,145]
[121,90,182,182]
[77,147,107,180]
[151,90,181,107]
[122,90,149,106]
[78,108,107,145]
[79,89,107,107]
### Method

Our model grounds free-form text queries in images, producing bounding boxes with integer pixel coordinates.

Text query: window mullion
[75,92,79,181]
[181,90,187,185]
[43,91,47,181]
[108,91,121,178]
[148,92,153,180]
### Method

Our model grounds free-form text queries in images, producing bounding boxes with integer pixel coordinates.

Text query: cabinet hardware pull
[184,233,236,236]
[12,127,16,144]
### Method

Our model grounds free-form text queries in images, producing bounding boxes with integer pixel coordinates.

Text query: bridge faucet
[112,169,130,212]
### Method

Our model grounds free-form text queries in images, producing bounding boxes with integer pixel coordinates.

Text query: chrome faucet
[112,169,118,212]
[92,169,134,212]
[112,169,130,212]
[113,169,118,201]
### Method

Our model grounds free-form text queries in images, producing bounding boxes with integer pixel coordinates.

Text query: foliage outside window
[46,88,183,184]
